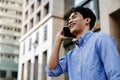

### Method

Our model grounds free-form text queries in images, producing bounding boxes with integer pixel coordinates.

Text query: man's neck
[76,28,90,39]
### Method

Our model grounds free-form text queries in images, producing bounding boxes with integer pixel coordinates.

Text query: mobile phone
[63,27,76,38]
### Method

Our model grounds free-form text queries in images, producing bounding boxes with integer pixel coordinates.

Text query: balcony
[0,29,20,37]
[0,12,22,20]
[0,21,21,28]
[0,3,22,12]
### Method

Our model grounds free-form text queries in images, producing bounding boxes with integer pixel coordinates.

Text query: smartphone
[63,27,76,38]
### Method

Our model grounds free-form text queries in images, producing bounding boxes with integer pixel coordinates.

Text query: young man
[45,6,120,80]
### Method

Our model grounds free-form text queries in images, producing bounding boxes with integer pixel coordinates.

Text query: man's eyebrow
[68,13,77,20]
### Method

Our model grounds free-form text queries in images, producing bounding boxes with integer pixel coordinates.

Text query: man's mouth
[68,22,76,29]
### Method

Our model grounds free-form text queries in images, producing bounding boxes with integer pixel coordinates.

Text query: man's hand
[56,29,73,42]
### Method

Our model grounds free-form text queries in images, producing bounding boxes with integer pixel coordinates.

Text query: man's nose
[68,19,73,25]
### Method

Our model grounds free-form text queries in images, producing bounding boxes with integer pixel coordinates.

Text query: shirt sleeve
[97,33,120,80]
[45,54,68,77]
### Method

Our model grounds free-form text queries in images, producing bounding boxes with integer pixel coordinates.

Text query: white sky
[75,0,84,5]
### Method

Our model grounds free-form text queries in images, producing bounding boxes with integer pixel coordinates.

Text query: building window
[34,56,38,80]
[0,70,6,78]
[36,11,41,23]
[18,28,21,32]
[42,51,47,80]
[21,64,24,80]
[37,0,41,7]
[36,32,39,44]
[25,11,28,20]
[24,24,27,34]
[11,71,17,79]
[29,38,32,51]
[30,18,33,28]
[23,43,25,54]
[27,60,31,80]
[13,36,17,40]
[26,0,29,6]
[16,19,21,24]
[43,26,47,41]
[44,2,49,17]
[31,3,34,14]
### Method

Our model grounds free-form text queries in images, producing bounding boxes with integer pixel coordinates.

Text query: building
[0,0,22,80]
[18,0,120,80]
[18,0,74,80]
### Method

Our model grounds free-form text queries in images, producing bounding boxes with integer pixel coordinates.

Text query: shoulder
[94,32,110,38]
[94,32,117,46]
[93,32,114,41]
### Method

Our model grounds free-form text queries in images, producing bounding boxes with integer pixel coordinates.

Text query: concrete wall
[99,0,120,53]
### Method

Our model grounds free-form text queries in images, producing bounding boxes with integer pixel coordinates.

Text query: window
[16,19,21,24]
[0,70,6,78]
[24,24,27,34]
[44,2,49,16]
[30,18,33,28]
[36,32,39,44]
[36,11,41,23]
[43,26,47,41]
[34,56,38,80]
[21,64,24,80]
[18,28,21,32]
[42,51,47,80]
[29,38,31,51]
[5,9,7,12]
[27,60,31,80]
[11,71,17,79]
[31,4,34,14]
[13,36,16,40]
[37,0,41,7]
[26,0,29,6]
[25,11,28,20]
[23,43,25,54]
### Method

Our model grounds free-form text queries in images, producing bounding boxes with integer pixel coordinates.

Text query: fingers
[56,29,73,41]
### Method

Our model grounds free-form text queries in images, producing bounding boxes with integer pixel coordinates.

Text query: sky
[75,0,84,5]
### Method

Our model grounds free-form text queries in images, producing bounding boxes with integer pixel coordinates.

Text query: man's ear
[85,18,91,25]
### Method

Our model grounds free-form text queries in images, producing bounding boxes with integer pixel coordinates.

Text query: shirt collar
[75,31,93,47]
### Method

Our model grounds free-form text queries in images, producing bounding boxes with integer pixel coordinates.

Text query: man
[45,6,120,80]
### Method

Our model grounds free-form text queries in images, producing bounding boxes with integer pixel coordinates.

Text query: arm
[48,29,72,70]
[97,34,120,80]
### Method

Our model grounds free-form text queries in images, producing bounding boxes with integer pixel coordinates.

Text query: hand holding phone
[63,27,76,38]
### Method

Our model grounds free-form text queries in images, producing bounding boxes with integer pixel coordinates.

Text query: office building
[18,0,74,80]
[0,0,22,80]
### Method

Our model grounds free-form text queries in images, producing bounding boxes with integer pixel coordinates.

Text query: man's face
[68,12,85,35]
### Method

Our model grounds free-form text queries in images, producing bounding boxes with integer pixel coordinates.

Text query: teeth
[68,22,76,28]
[71,23,75,26]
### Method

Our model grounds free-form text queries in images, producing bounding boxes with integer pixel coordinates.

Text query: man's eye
[73,15,77,18]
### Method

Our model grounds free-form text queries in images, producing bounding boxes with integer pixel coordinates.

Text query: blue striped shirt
[46,31,120,80]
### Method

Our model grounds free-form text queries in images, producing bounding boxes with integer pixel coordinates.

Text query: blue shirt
[46,31,120,80]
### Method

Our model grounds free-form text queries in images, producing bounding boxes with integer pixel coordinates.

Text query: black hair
[64,6,96,30]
